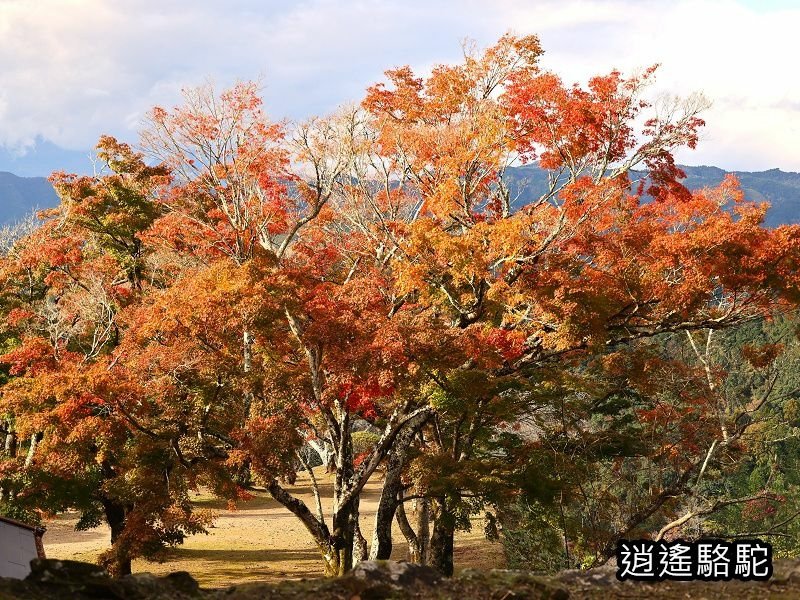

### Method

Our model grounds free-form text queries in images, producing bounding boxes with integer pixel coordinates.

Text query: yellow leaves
[783,398,800,425]
[487,33,544,75]
[362,38,526,224]
[399,218,492,292]
[425,64,472,115]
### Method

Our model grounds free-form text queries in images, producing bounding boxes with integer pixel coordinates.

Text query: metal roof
[0,515,45,533]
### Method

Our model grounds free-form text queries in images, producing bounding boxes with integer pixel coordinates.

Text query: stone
[15,558,203,599]
[351,560,443,589]
[3,557,798,599]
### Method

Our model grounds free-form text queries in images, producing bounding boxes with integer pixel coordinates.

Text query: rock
[164,571,201,594]
[558,564,616,587]
[767,558,800,585]
[28,558,110,583]
[18,558,203,599]
[6,558,799,599]
[351,560,442,589]
[26,559,122,598]
[456,569,571,600]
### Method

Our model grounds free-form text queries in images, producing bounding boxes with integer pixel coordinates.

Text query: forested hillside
[0,172,59,224]
[4,165,800,227]
[505,164,800,227]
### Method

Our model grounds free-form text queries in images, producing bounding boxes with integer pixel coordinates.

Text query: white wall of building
[0,520,39,579]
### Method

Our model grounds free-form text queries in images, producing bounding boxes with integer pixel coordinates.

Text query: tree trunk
[243,327,253,420]
[267,419,361,577]
[368,431,414,559]
[352,509,368,565]
[24,432,42,468]
[309,439,336,473]
[370,486,399,560]
[329,407,356,575]
[102,499,132,576]
[417,497,430,565]
[396,498,422,563]
[266,478,340,575]
[2,423,17,499]
[267,380,432,575]
[430,499,455,576]
[4,423,16,458]
[368,411,429,560]
[0,427,13,502]
[330,501,355,576]
[322,553,340,577]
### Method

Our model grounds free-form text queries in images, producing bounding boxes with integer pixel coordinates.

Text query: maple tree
[133,82,473,576]
[352,37,800,574]
[2,34,800,580]
[0,138,216,575]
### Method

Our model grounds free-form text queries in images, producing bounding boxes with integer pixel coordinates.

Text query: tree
[0,139,209,575]
[128,38,800,577]
[351,37,800,574]
[496,312,800,570]
[4,35,800,581]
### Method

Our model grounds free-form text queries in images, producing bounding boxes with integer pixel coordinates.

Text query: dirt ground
[42,467,504,588]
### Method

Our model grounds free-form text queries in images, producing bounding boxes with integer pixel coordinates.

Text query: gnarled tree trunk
[368,418,425,559]
[429,498,455,576]
[396,496,422,563]
[102,498,132,576]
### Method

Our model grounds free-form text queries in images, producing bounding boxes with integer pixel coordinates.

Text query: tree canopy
[2,34,800,577]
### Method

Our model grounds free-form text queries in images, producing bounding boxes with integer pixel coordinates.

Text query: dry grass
[43,468,504,588]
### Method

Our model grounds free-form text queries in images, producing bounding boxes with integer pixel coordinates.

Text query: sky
[0,0,798,176]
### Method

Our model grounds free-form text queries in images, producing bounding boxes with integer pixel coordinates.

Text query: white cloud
[484,0,800,170]
[0,0,797,170]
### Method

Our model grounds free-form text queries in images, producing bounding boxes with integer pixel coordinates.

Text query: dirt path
[42,468,504,588]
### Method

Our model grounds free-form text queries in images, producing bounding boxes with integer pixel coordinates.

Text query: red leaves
[504,68,648,169]
[742,496,784,521]
[504,62,707,199]
[741,343,785,369]
[644,149,693,202]
[338,382,386,420]
[1,337,58,376]
[231,415,303,480]
[461,326,527,368]
[6,307,35,327]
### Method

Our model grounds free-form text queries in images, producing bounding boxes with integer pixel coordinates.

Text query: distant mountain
[0,172,59,225]
[2,165,800,228]
[505,165,800,228]
[678,166,800,227]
